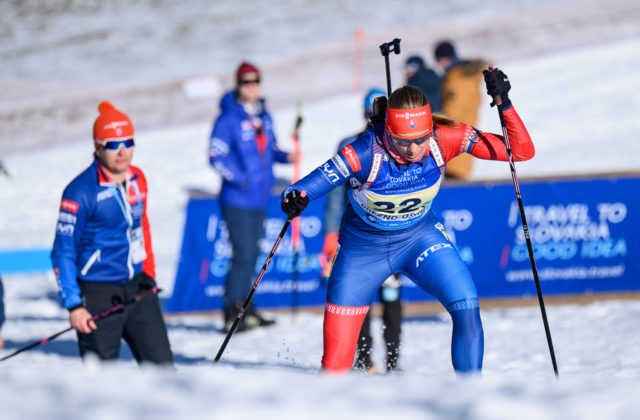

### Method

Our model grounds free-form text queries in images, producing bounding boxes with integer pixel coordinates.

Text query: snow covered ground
[1,1,640,419]
[2,273,640,419]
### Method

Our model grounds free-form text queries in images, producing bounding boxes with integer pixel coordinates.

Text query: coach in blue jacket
[209,61,298,332]
[51,102,173,365]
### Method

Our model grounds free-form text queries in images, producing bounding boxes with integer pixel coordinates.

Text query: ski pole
[0,286,160,363]
[379,38,401,96]
[491,73,559,377]
[213,218,293,364]
[290,99,303,321]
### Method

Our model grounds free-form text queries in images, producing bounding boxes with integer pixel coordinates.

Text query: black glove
[483,66,511,108]
[139,272,157,290]
[281,189,309,219]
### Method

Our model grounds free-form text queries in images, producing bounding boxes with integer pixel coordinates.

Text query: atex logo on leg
[416,243,452,267]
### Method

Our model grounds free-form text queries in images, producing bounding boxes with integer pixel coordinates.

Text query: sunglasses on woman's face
[239,78,260,85]
[388,132,431,147]
[103,138,135,152]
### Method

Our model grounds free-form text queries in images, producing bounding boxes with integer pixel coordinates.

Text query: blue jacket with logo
[50,160,155,309]
[209,90,289,209]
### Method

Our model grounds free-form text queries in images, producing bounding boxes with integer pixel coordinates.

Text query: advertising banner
[431,175,639,299]
[168,175,640,313]
[167,195,327,313]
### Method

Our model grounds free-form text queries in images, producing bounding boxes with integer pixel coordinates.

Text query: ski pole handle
[379,38,401,57]
[379,38,401,97]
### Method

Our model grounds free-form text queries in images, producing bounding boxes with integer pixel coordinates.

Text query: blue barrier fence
[0,248,51,274]
[167,174,640,313]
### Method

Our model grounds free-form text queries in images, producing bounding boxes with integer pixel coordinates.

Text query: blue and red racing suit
[51,160,156,309]
[283,105,534,373]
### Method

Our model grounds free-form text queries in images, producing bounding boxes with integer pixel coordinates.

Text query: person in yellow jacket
[435,41,488,180]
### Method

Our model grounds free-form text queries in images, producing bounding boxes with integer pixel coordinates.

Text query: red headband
[385,104,433,138]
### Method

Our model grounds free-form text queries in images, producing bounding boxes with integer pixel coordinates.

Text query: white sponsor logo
[97,189,114,202]
[366,154,382,184]
[57,222,75,236]
[322,162,340,184]
[416,243,452,267]
[214,161,234,181]
[103,120,129,130]
[299,216,322,237]
[58,212,77,224]
[331,155,349,177]
[429,138,444,167]
[210,138,230,156]
[394,110,427,120]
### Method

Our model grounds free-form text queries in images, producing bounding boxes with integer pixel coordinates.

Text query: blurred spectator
[0,160,9,179]
[0,160,9,350]
[404,55,443,113]
[50,101,174,365]
[1,162,8,349]
[209,61,299,333]
[322,88,403,373]
[434,40,489,180]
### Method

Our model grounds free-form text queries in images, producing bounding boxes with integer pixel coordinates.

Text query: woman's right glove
[483,66,511,109]
[281,189,309,219]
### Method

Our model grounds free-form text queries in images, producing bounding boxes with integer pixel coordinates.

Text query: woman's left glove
[483,66,511,108]
[281,189,309,219]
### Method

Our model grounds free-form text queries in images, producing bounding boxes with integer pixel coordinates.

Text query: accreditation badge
[129,226,147,264]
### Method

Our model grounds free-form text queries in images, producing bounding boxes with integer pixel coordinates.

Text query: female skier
[281,67,534,373]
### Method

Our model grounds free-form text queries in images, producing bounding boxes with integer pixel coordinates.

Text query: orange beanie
[93,101,134,146]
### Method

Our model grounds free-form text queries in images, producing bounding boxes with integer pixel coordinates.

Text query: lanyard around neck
[109,181,142,228]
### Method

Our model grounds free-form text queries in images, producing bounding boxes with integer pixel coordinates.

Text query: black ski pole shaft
[213,218,293,364]
[379,38,401,96]
[494,95,559,377]
[291,99,303,321]
[0,286,160,363]
[383,54,392,96]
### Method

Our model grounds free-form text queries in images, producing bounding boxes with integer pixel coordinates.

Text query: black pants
[221,205,266,309]
[357,284,402,370]
[0,276,4,330]
[77,274,173,366]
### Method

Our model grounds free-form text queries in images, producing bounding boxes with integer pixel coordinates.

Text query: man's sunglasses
[103,138,135,151]
[388,131,432,147]
[239,78,260,85]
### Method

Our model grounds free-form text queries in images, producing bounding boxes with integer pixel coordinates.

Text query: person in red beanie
[209,61,299,332]
[281,68,534,375]
[50,101,173,366]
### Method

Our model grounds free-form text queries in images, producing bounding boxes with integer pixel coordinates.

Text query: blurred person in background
[209,61,299,333]
[0,164,7,350]
[0,160,9,179]
[323,88,403,374]
[404,55,443,113]
[50,101,174,366]
[434,40,489,181]
[281,68,534,374]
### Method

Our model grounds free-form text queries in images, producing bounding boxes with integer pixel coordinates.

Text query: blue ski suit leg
[394,212,483,373]
[326,210,483,373]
